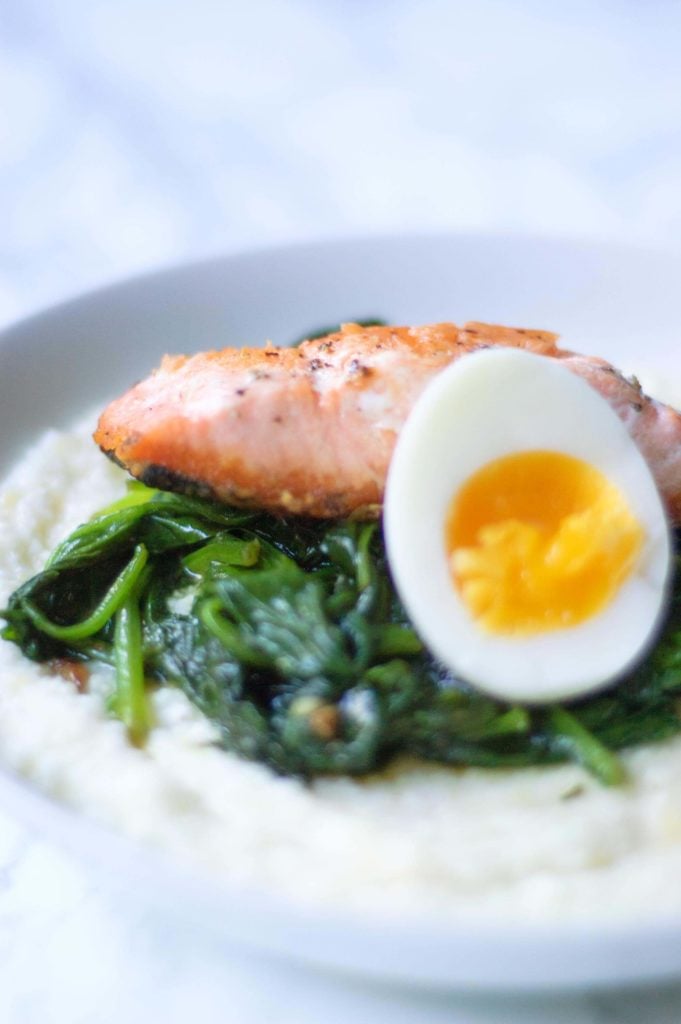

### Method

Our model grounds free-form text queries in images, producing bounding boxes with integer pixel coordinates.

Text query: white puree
[1,381,681,925]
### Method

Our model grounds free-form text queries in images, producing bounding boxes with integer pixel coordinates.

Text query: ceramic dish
[1,233,681,991]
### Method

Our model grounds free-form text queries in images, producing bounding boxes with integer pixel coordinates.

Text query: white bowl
[1,232,681,992]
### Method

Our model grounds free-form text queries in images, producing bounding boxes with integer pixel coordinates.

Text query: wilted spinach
[2,482,681,784]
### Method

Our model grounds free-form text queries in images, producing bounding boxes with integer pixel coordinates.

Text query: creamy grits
[2,394,681,924]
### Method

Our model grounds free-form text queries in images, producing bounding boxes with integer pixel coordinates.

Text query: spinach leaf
[2,484,681,784]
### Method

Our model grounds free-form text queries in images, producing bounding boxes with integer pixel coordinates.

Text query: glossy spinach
[3,483,680,783]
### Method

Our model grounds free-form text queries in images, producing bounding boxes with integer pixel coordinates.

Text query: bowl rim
[3,230,681,992]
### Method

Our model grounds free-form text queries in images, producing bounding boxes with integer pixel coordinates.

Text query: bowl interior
[1,232,681,991]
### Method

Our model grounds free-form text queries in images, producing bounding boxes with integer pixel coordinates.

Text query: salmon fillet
[94,322,681,523]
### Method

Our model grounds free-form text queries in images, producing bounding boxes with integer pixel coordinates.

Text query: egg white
[384,347,671,703]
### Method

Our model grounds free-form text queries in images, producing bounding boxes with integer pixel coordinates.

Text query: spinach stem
[24,544,149,641]
[548,706,626,786]
[182,536,260,576]
[374,623,423,657]
[481,707,530,737]
[356,524,377,591]
[199,598,271,666]
[113,574,152,745]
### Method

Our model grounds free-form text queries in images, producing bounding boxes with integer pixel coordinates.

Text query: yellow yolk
[446,451,645,636]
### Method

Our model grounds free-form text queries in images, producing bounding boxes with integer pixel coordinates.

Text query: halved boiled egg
[384,347,671,703]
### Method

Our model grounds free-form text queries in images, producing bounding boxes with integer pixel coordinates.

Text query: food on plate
[94,321,681,522]
[2,316,681,923]
[3,322,681,793]
[384,348,671,703]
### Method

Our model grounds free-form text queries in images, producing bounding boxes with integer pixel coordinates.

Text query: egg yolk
[446,451,645,636]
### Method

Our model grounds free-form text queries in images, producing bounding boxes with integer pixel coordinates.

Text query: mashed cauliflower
[2,389,681,924]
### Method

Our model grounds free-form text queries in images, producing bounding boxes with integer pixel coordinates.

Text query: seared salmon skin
[94,322,681,522]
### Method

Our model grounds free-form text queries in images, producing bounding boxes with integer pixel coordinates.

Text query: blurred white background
[2,2,681,1021]
[2,0,681,328]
